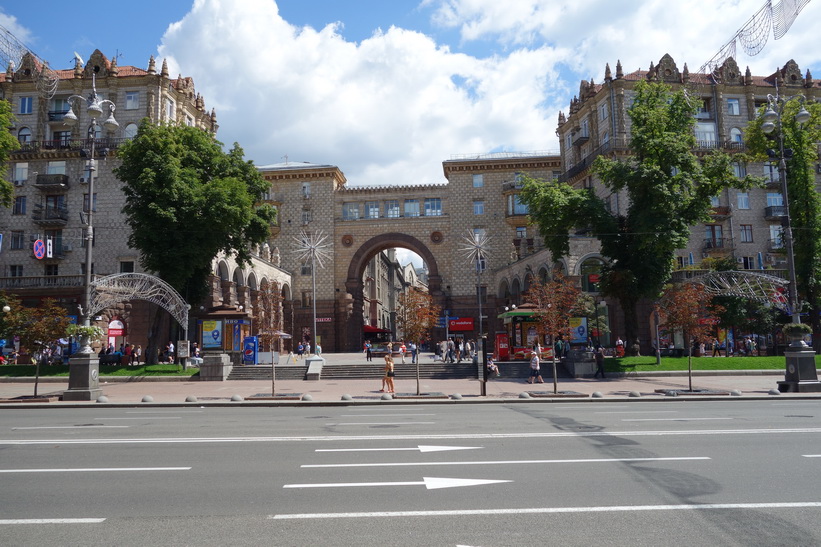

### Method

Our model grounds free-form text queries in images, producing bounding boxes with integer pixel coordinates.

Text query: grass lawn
[0,363,198,378]
[608,355,821,372]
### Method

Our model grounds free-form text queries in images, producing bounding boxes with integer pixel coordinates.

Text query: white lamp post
[294,230,331,356]
[63,71,118,338]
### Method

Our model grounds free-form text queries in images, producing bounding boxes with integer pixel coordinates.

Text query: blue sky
[3,0,821,192]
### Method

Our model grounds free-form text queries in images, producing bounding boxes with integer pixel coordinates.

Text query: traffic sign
[32,239,45,260]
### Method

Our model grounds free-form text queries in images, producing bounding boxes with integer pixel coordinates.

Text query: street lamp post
[61,71,117,401]
[460,230,491,395]
[759,86,820,392]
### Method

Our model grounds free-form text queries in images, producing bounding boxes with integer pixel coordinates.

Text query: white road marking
[284,476,511,490]
[0,467,190,473]
[597,411,679,414]
[270,501,821,520]
[316,445,481,453]
[339,414,436,417]
[326,422,436,426]
[802,455,821,458]
[97,417,182,420]
[302,456,709,469]
[0,518,106,524]
[621,418,733,422]
[10,426,129,430]
[125,410,204,414]
[3,427,821,445]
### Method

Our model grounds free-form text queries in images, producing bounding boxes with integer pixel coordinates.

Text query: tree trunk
[619,294,640,351]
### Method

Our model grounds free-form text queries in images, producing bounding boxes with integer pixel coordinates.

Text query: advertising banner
[570,317,588,344]
[242,336,258,365]
[202,320,223,349]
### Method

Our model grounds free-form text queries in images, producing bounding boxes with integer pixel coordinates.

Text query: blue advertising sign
[242,336,258,365]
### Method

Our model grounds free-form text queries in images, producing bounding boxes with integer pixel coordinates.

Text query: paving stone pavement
[0,352,814,406]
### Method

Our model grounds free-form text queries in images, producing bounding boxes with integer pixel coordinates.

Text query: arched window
[580,258,605,292]
[729,127,743,143]
[124,123,138,140]
[17,127,31,144]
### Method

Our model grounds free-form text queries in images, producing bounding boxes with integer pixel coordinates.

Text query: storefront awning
[363,324,391,333]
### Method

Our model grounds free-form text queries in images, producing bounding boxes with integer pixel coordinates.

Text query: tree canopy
[114,123,276,305]
[0,100,20,207]
[745,95,821,350]
[520,80,753,343]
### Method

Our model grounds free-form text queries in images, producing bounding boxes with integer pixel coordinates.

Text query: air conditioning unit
[79,177,88,184]
[766,254,774,263]
[736,257,744,264]
[13,180,24,187]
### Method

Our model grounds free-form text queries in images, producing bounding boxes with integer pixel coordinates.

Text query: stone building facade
[0,50,290,355]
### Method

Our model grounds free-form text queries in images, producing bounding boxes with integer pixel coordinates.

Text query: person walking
[409,341,417,364]
[527,351,544,384]
[594,344,606,378]
[365,341,372,361]
[399,341,407,364]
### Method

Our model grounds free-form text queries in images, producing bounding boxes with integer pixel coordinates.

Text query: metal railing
[13,137,128,154]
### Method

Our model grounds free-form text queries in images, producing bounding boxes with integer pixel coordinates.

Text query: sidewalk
[0,351,810,406]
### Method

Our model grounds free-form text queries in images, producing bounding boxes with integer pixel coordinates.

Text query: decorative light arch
[89,273,189,334]
[683,270,791,312]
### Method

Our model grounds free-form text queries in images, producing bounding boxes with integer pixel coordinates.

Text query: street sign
[32,239,45,260]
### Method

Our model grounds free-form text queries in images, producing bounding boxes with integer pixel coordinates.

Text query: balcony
[48,110,70,122]
[35,173,70,190]
[13,137,128,155]
[709,206,731,220]
[0,275,84,290]
[703,237,733,253]
[31,205,69,227]
[767,238,785,251]
[764,205,786,220]
[571,130,590,146]
[559,136,630,182]
[764,177,781,189]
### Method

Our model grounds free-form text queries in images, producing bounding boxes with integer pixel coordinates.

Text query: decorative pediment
[656,53,680,83]
[13,52,41,82]
[718,57,742,85]
[82,50,111,79]
[780,59,803,86]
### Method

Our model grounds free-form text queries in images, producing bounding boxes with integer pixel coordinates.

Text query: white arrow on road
[315,445,481,453]
[284,476,511,490]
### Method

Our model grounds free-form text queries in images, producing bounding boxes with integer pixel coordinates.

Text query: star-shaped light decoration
[459,229,491,271]
[294,230,333,270]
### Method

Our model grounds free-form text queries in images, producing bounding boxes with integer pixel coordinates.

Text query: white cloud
[156,0,820,187]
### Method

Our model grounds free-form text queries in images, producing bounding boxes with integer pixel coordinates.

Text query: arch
[683,270,791,312]
[511,278,522,304]
[579,256,605,292]
[343,232,442,351]
[89,273,189,333]
[537,266,550,284]
[216,260,230,281]
[124,123,138,140]
[498,279,510,301]
[17,127,31,144]
[232,267,245,287]
[729,127,743,143]
[247,272,259,291]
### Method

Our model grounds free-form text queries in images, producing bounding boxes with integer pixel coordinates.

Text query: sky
[3,0,821,266]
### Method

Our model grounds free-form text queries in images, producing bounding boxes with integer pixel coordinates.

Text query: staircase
[319,361,477,380]
[227,365,308,381]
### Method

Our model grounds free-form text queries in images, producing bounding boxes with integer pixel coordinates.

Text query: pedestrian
[527,351,544,384]
[446,338,455,363]
[409,341,417,364]
[124,343,133,365]
[365,341,372,361]
[304,341,311,356]
[315,343,322,357]
[711,338,721,357]
[383,354,395,393]
[297,343,304,359]
[594,344,606,378]
[399,341,407,364]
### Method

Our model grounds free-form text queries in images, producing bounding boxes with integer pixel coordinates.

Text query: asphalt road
[2,400,821,546]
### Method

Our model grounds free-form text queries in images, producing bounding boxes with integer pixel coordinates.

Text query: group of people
[296,341,322,359]
[363,340,418,364]
[437,338,477,363]
[98,342,144,365]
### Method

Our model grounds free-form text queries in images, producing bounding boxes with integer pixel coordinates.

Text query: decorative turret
[6,61,14,82]
[161,58,169,78]
[147,56,156,75]
[682,63,689,83]
[805,69,813,88]
[647,61,655,80]
[558,111,566,127]
[73,55,83,78]
[604,63,612,81]
[109,55,118,76]
[745,66,752,85]
[616,60,623,79]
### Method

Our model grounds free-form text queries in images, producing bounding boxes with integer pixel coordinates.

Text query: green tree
[8,298,71,396]
[745,97,821,351]
[114,123,276,357]
[396,287,441,395]
[0,99,20,207]
[521,80,752,345]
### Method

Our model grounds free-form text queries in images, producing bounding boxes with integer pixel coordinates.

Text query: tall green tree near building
[0,100,20,207]
[115,123,276,358]
[745,97,821,351]
[520,80,752,345]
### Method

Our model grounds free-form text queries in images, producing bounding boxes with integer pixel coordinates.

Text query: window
[301,290,313,307]
[12,196,26,215]
[770,225,784,248]
[301,211,312,225]
[766,192,783,207]
[765,162,779,183]
[695,122,716,144]
[364,201,379,219]
[83,193,98,212]
[732,162,746,178]
[185,115,194,127]
[17,127,31,144]
[47,161,66,175]
[120,261,135,273]
[166,99,175,121]
[19,96,32,114]
[301,183,311,198]
[507,194,529,215]
[580,258,604,292]
[473,200,484,215]
[729,128,743,143]
[710,195,720,207]
[53,130,71,147]
[676,256,685,269]
[696,98,712,119]
[9,265,23,277]
[513,172,524,188]
[736,192,750,209]
[301,263,313,276]
[705,225,723,248]
[581,118,589,138]
[599,102,608,121]
[602,131,610,144]
[741,256,756,270]
[404,199,420,217]
[565,133,572,150]
[727,98,740,116]
[10,231,24,250]
[472,174,484,188]
[385,200,400,218]
[516,226,527,239]
[44,264,59,277]
[424,198,442,216]
[124,123,138,140]
[740,224,753,243]
[342,202,360,221]
[125,91,139,110]
[13,162,28,184]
